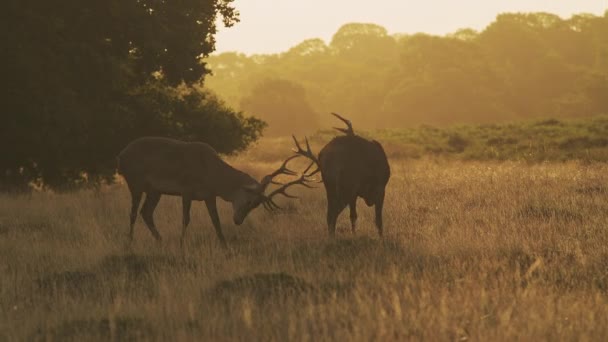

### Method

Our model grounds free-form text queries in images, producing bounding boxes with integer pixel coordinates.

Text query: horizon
[213,0,607,55]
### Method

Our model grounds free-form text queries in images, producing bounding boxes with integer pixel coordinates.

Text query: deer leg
[205,197,227,248]
[128,189,143,243]
[374,193,385,238]
[349,198,358,234]
[140,192,162,241]
[327,194,346,239]
[180,196,192,247]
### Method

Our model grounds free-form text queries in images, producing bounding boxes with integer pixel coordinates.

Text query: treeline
[2,1,265,190]
[205,12,608,135]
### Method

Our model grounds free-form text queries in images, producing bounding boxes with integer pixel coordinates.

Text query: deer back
[319,135,390,202]
[117,137,254,198]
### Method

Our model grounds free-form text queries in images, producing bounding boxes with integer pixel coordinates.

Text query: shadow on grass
[98,254,195,276]
[207,272,315,304]
[518,204,583,223]
[574,184,607,196]
[3,221,53,234]
[36,254,196,299]
[36,271,100,298]
[29,317,154,341]
[196,272,320,340]
[289,236,415,275]
[320,236,406,259]
[204,271,356,308]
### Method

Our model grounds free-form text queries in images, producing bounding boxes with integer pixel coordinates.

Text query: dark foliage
[1,0,265,190]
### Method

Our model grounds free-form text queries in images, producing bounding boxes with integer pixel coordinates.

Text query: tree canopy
[206,13,608,130]
[240,78,320,136]
[2,0,265,190]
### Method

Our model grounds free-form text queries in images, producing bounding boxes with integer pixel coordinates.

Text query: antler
[291,135,320,176]
[262,172,316,211]
[258,154,300,192]
[260,136,321,211]
[331,112,355,136]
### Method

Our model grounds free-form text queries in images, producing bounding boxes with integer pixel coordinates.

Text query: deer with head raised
[117,137,314,247]
[293,113,390,237]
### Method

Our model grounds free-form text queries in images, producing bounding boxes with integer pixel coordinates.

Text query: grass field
[2,142,608,340]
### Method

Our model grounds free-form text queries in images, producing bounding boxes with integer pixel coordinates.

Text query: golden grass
[1,155,608,341]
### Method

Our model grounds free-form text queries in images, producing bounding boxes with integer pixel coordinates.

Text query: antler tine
[265,173,315,203]
[331,112,355,136]
[276,154,300,176]
[291,134,302,153]
[263,199,281,212]
[302,160,322,179]
[304,136,312,153]
[292,135,320,165]
[292,135,322,179]
[259,154,301,191]
[267,199,282,211]
[303,160,314,174]
[261,137,320,210]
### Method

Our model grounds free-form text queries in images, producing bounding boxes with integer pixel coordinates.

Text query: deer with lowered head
[117,137,315,247]
[293,113,390,237]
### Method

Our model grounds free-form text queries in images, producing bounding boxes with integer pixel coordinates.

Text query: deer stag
[117,137,314,247]
[293,113,390,237]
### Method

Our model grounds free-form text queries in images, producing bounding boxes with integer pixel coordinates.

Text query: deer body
[118,137,255,201]
[118,137,311,247]
[293,113,390,237]
[319,135,390,237]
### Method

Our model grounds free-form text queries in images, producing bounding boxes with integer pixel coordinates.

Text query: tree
[204,14,608,130]
[329,23,398,64]
[1,1,267,191]
[382,33,507,125]
[205,52,260,109]
[285,39,329,58]
[240,79,320,136]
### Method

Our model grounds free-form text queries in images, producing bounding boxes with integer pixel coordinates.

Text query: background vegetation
[206,12,608,133]
[352,115,608,162]
[4,6,608,190]
[238,115,608,167]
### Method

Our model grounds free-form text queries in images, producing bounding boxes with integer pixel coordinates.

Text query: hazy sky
[214,0,606,54]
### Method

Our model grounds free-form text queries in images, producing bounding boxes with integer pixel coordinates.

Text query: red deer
[117,137,314,247]
[293,113,390,237]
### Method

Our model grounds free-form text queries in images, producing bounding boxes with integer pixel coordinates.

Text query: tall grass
[1,150,608,340]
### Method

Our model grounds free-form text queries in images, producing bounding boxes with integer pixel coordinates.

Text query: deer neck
[216,164,259,202]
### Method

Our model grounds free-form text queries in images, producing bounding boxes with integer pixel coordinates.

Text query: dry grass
[1,153,608,341]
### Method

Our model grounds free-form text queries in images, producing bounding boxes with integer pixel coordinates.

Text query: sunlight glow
[214,0,606,54]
